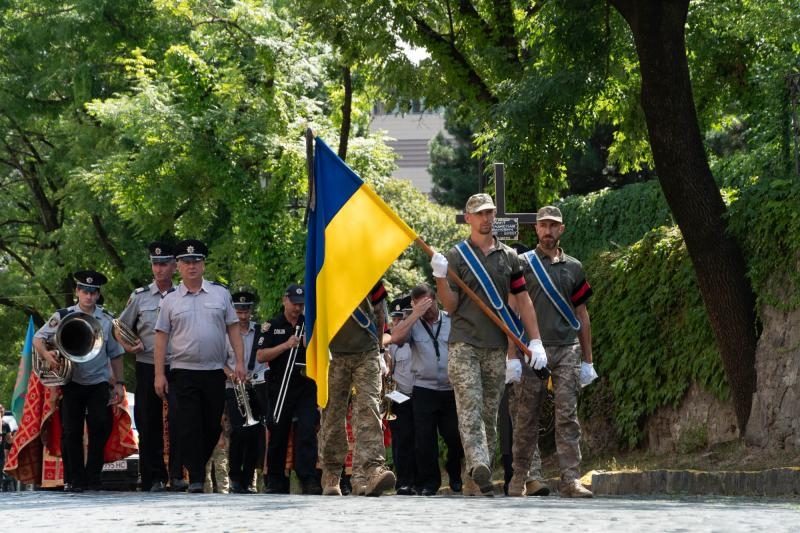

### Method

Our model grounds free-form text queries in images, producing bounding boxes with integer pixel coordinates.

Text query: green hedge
[560,177,800,448]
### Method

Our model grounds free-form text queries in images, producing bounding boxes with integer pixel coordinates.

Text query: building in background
[369,104,447,196]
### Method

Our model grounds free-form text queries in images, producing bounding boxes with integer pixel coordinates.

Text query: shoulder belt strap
[351,306,380,342]
[455,240,525,341]
[522,250,581,331]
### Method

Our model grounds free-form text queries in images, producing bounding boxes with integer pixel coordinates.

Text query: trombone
[273,318,304,425]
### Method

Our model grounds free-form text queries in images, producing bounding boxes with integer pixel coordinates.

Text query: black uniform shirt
[255,312,305,383]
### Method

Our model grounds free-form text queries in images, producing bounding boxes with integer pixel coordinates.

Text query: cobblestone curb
[591,468,800,497]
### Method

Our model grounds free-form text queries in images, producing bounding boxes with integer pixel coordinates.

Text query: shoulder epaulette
[56,308,70,319]
[134,287,147,294]
[210,280,228,289]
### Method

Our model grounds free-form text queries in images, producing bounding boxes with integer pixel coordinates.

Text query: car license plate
[102,460,128,471]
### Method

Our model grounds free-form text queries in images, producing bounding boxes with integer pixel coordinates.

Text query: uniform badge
[187,245,195,254]
[48,316,60,328]
[154,247,162,255]
[126,297,132,307]
[261,321,271,333]
[258,337,265,346]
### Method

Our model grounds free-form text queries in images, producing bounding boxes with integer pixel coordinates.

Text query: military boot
[507,473,527,497]
[321,471,342,496]
[365,467,396,497]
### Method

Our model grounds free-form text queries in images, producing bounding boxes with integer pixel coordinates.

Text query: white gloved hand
[379,348,389,376]
[580,361,598,388]
[505,358,522,384]
[527,339,547,370]
[431,252,449,278]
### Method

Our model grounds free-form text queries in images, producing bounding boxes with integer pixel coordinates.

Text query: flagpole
[414,237,531,359]
[303,127,316,226]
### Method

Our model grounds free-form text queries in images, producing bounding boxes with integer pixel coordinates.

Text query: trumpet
[233,379,260,427]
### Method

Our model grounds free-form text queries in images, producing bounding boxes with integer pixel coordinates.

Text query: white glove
[505,358,522,384]
[527,339,547,370]
[431,252,449,278]
[379,349,389,376]
[580,361,598,388]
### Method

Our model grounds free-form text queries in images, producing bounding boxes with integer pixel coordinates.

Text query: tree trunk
[338,64,352,161]
[609,0,758,433]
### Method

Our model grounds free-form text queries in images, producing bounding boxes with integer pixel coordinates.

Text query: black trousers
[167,370,183,482]
[169,369,226,484]
[60,381,112,488]
[135,362,168,487]
[265,375,319,490]
[388,397,416,489]
[226,388,266,488]
[412,386,463,492]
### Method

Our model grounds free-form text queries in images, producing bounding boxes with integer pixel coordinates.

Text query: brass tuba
[102,308,141,347]
[54,311,105,363]
[33,346,73,387]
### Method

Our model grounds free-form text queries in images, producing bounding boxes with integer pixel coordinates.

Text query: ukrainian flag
[305,138,417,407]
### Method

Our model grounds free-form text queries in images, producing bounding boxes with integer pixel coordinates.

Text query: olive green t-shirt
[446,237,524,348]
[521,248,593,346]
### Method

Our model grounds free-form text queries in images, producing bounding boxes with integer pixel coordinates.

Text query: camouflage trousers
[204,441,229,494]
[510,343,583,483]
[447,342,506,476]
[319,350,385,479]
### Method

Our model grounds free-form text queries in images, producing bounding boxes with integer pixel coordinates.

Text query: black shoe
[301,480,323,495]
[396,485,416,496]
[170,478,189,492]
[450,480,463,493]
[150,481,166,493]
[340,475,352,496]
[230,481,246,494]
[188,482,204,493]
[420,487,437,496]
[63,483,83,493]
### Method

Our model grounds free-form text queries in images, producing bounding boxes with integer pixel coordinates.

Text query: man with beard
[508,206,596,498]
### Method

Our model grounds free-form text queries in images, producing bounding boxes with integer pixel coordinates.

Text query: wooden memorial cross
[455,163,537,240]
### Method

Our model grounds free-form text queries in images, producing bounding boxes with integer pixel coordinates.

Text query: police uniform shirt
[34,305,125,385]
[255,313,305,383]
[407,310,453,392]
[445,237,526,348]
[522,248,593,346]
[388,342,414,395]
[118,282,176,365]
[225,320,264,387]
[154,279,238,370]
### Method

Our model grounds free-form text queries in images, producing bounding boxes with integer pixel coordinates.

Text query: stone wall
[745,304,800,451]
[644,382,739,454]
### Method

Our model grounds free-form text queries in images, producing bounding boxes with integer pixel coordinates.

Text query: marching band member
[225,290,265,494]
[33,270,125,492]
[116,242,177,492]
[256,284,322,495]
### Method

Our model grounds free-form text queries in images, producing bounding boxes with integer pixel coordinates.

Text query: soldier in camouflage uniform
[509,206,596,498]
[319,281,396,497]
[430,194,546,497]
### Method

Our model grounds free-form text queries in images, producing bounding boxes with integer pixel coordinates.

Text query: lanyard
[419,313,443,360]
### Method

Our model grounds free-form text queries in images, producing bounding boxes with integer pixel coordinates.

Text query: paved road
[1,491,798,532]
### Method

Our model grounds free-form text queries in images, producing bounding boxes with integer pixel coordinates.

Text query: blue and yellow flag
[11,316,35,423]
[305,138,417,407]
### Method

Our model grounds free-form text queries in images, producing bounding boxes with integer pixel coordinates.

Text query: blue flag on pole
[11,316,35,423]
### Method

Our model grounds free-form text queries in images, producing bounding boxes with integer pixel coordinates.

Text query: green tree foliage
[0,1,462,404]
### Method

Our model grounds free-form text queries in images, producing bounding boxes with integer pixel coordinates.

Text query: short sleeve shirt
[445,237,526,348]
[118,282,176,364]
[521,248,593,346]
[155,279,238,370]
[35,304,125,385]
[329,282,387,354]
[255,313,305,384]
